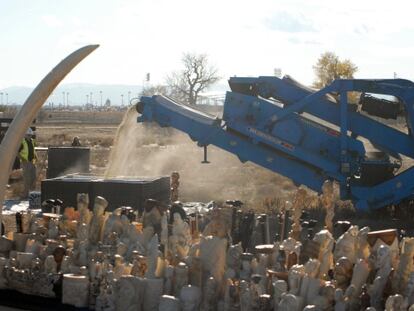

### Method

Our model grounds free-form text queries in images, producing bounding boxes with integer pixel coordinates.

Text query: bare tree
[167,53,220,105]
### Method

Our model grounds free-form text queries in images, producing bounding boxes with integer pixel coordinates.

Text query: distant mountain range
[0,82,229,106]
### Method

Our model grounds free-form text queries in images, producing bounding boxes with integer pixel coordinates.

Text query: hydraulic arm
[136,76,414,211]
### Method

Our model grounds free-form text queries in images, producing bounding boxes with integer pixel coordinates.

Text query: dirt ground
[5,112,297,210]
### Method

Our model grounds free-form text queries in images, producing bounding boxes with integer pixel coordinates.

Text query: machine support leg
[201,145,210,163]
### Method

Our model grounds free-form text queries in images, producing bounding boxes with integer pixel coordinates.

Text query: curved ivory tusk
[0,44,99,227]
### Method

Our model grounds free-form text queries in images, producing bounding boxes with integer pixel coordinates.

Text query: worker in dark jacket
[18,128,37,198]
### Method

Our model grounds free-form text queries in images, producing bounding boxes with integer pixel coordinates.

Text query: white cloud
[3,0,414,88]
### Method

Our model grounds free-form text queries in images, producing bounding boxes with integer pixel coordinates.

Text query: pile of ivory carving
[0,184,413,311]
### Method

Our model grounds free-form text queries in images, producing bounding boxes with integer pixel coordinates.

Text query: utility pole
[0,93,3,105]
[121,94,124,106]
[100,91,103,106]
[5,93,8,105]
[90,92,93,106]
[128,91,131,104]
[86,94,89,105]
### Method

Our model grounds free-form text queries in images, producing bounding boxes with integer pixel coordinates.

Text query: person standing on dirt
[18,128,37,198]
[71,136,81,147]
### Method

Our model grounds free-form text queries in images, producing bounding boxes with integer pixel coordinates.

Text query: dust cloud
[105,106,295,206]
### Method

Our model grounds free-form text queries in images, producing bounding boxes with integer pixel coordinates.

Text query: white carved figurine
[77,193,91,225]
[313,229,334,279]
[320,180,335,233]
[89,196,108,245]
[273,279,288,311]
[393,237,414,294]
[202,276,217,311]
[44,254,57,274]
[170,212,191,259]
[47,218,59,240]
[239,280,252,311]
[334,225,359,264]
[180,285,202,311]
[369,245,392,310]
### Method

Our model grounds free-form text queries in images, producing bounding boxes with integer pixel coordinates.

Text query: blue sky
[1,0,414,90]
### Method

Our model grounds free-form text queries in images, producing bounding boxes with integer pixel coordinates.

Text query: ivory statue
[77,222,89,242]
[47,218,59,240]
[240,253,253,280]
[393,237,414,294]
[356,226,371,260]
[159,295,181,311]
[115,276,145,311]
[385,294,407,311]
[163,265,174,295]
[113,254,127,280]
[202,209,230,239]
[180,285,202,311]
[289,188,307,240]
[174,262,189,297]
[116,242,128,258]
[369,245,393,310]
[334,288,346,311]
[170,212,191,259]
[345,259,370,298]
[299,259,322,305]
[102,212,123,244]
[224,278,238,311]
[404,272,414,307]
[89,196,108,245]
[77,193,91,225]
[313,284,335,311]
[144,278,164,311]
[146,234,162,279]
[44,255,57,274]
[239,280,252,311]
[278,293,302,311]
[76,240,89,267]
[288,264,305,296]
[273,279,288,311]
[313,229,334,279]
[225,242,243,279]
[320,180,335,233]
[60,255,72,274]
[334,225,359,264]
[202,276,217,311]
[344,284,358,311]
[200,235,227,285]
[189,256,202,287]
[334,257,353,290]
[62,274,90,308]
[95,284,116,311]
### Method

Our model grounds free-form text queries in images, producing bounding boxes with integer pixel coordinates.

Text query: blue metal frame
[137,77,414,211]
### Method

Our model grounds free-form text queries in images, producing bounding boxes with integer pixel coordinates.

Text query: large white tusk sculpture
[0,44,99,231]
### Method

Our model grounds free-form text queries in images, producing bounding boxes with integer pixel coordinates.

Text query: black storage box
[41,174,170,212]
[46,147,90,179]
